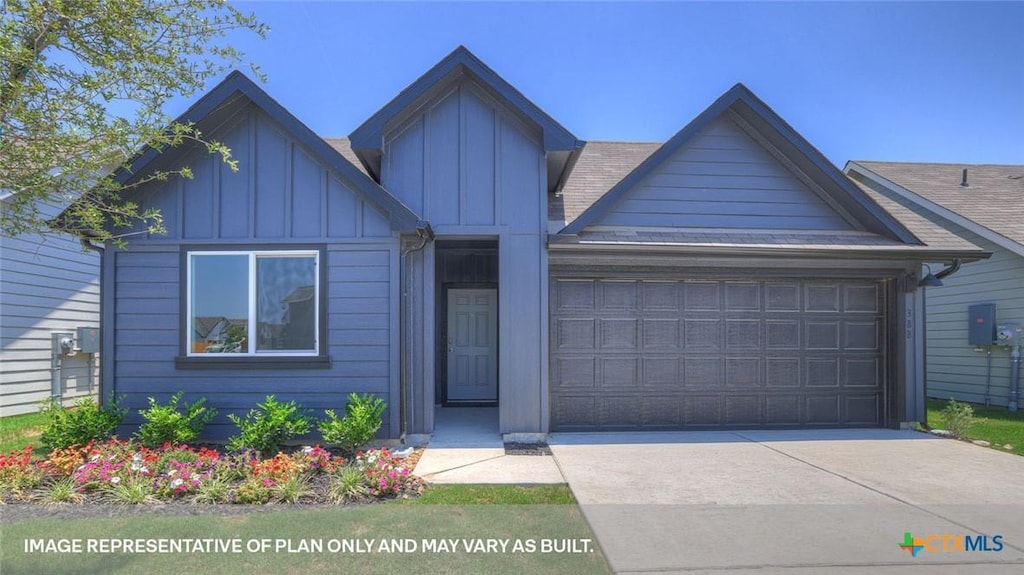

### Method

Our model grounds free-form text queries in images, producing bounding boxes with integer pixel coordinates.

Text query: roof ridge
[854,160,1024,168]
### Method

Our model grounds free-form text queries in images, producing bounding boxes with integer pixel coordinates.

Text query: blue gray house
[85,47,989,440]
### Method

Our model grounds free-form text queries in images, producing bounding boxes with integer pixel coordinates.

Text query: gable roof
[348,46,582,191]
[549,141,662,224]
[115,71,421,231]
[550,140,986,260]
[559,83,919,245]
[846,161,1024,256]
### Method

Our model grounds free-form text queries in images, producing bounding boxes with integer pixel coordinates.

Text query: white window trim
[186,250,320,357]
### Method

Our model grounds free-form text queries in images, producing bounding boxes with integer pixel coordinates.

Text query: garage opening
[549,275,891,431]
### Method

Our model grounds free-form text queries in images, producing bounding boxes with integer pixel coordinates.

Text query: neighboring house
[80,47,988,440]
[845,162,1024,408]
[1,199,101,415]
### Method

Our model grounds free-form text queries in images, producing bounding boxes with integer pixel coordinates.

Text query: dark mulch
[0,447,427,524]
[503,443,552,456]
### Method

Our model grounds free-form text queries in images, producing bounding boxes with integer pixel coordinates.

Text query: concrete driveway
[549,429,1024,574]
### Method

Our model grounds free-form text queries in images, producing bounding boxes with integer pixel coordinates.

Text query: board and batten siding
[382,77,549,433]
[593,115,852,230]
[110,105,401,439]
[1,202,100,416]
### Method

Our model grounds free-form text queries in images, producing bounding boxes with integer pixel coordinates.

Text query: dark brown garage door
[549,278,887,430]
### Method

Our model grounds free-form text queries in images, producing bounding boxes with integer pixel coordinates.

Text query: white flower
[190,473,200,481]
[110,477,121,484]
[302,446,314,454]
[171,478,184,488]
[167,469,176,476]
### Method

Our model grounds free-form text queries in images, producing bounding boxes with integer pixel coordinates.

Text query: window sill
[174,355,331,370]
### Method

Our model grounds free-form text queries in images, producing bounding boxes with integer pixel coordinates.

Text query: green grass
[0,411,47,453]
[926,399,1024,456]
[406,484,577,505]
[1,503,609,574]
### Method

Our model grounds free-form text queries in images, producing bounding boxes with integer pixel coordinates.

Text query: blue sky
[187,1,1024,166]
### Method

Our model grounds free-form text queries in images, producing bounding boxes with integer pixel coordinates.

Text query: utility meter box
[968,304,997,345]
[77,326,101,353]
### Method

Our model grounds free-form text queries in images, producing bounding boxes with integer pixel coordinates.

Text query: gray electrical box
[968,304,996,345]
[77,326,101,353]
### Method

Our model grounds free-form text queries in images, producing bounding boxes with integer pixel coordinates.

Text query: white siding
[1,202,100,415]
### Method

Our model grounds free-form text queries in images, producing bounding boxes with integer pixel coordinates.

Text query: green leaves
[318,393,387,455]
[0,0,266,244]
[134,391,218,447]
[226,395,313,457]
[38,395,127,451]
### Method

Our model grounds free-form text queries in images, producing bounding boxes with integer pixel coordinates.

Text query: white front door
[447,288,498,402]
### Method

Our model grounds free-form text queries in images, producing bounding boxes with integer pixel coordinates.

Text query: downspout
[399,223,434,442]
[80,238,104,403]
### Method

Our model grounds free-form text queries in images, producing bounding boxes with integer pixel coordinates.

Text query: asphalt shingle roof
[322,137,986,255]
[852,161,1024,247]
[550,141,662,223]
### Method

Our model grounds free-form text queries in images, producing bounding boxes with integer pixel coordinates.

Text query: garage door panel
[725,357,761,387]
[644,357,680,385]
[725,395,761,425]
[845,284,880,313]
[550,277,886,430]
[599,281,638,310]
[642,282,680,311]
[685,282,721,310]
[684,357,723,387]
[807,321,840,349]
[844,320,879,351]
[766,358,801,388]
[556,357,595,387]
[685,320,722,349]
[643,319,680,348]
[766,395,801,425]
[601,357,639,387]
[684,396,723,426]
[725,282,761,311]
[766,283,801,312]
[766,320,801,349]
[846,395,881,424]
[805,395,841,425]
[557,318,595,349]
[600,318,638,348]
[806,358,840,387]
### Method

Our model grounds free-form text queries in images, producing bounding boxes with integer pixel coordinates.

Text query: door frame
[440,282,499,406]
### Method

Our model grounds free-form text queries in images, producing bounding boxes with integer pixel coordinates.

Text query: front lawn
[926,399,1024,456]
[1,488,608,574]
[407,484,577,505]
[0,412,47,453]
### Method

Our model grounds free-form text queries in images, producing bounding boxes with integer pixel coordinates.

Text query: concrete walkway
[550,429,1024,574]
[412,407,564,484]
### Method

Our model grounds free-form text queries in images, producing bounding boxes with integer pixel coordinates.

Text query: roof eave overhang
[547,237,991,263]
[103,71,421,234]
[846,161,1024,258]
[348,47,581,191]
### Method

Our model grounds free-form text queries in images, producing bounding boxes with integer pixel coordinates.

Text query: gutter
[398,222,434,443]
[546,238,990,263]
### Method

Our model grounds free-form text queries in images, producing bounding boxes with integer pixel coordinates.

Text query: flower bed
[0,441,423,505]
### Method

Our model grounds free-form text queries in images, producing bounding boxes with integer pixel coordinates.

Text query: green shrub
[328,464,369,503]
[226,395,312,456]
[39,396,126,451]
[134,392,217,447]
[318,393,386,454]
[942,398,977,440]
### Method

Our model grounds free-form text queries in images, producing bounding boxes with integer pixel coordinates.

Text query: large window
[187,250,320,356]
